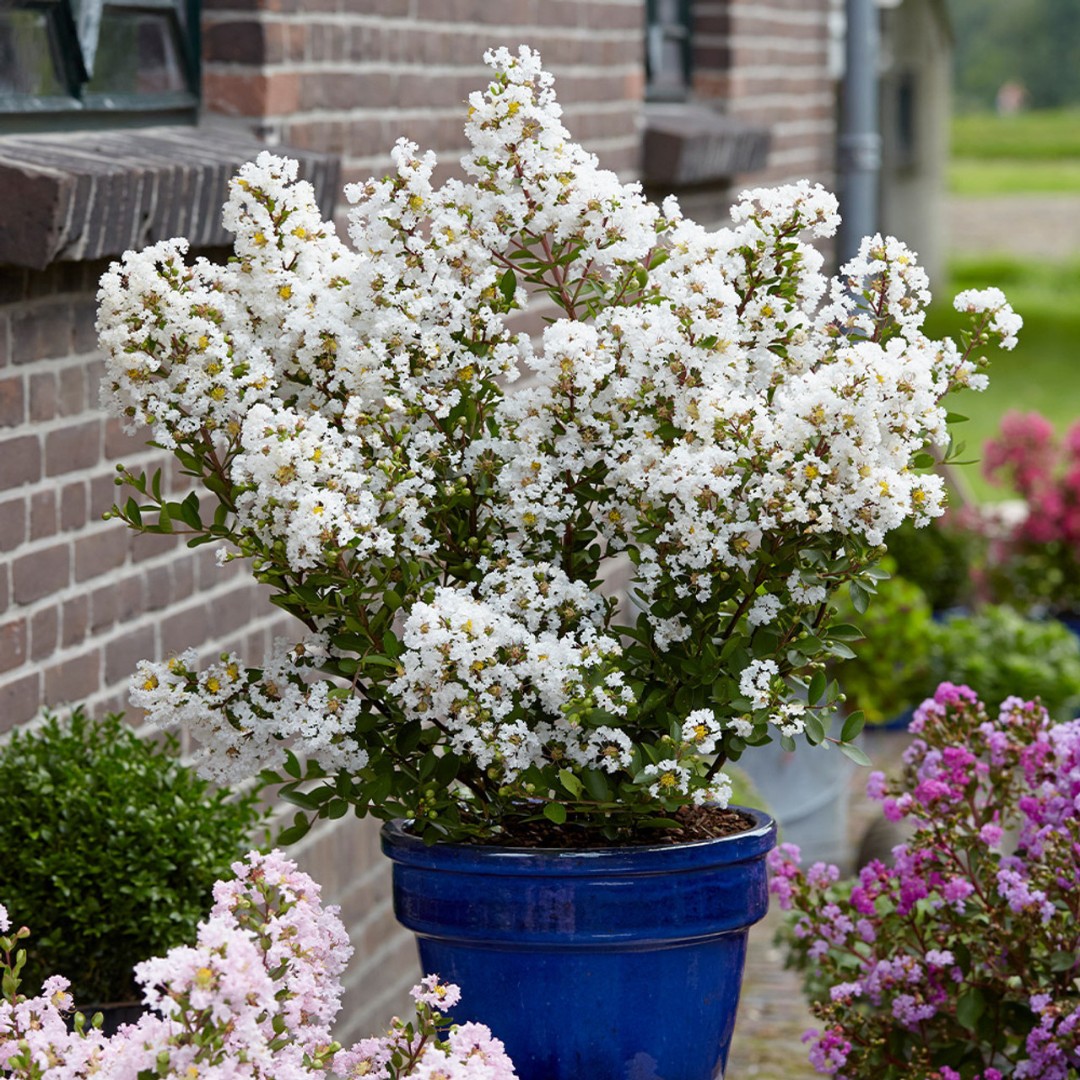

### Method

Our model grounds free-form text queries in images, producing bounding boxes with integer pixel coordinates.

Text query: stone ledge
[0,126,340,271]
[643,103,771,189]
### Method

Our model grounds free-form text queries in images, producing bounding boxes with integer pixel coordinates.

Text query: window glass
[87,9,187,96]
[0,0,197,128]
[0,9,68,96]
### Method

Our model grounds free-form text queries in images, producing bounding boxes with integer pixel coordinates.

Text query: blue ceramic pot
[381,807,776,1080]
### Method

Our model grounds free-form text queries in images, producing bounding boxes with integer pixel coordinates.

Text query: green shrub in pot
[927,604,1080,718]
[0,708,266,1007]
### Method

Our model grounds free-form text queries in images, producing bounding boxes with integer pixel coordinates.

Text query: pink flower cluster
[771,683,1080,1078]
[0,853,517,1080]
[980,410,1080,609]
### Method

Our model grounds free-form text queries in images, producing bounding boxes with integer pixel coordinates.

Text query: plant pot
[381,807,776,1080]
[738,723,856,870]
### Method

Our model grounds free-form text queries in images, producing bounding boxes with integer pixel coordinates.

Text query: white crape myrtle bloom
[953,286,1024,350]
[391,562,635,781]
[740,659,781,711]
[96,43,1018,838]
[681,709,724,755]
[130,639,369,785]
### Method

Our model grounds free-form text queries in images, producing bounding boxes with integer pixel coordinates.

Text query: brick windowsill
[642,103,771,189]
[0,125,340,271]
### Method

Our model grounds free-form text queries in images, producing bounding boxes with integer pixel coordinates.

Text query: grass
[949,158,1080,196]
[923,257,1080,501]
[949,108,1080,197]
[951,107,1080,160]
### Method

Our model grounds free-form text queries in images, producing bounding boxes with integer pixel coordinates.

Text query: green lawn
[952,108,1080,160]
[949,108,1080,196]
[949,158,1080,196]
[924,257,1080,501]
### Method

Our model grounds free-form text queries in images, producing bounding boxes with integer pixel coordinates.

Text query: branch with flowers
[97,45,1020,844]
[0,851,516,1080]
[771,684,1080,1078]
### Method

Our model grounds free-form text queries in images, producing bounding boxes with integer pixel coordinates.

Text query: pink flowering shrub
[0,851,516,1080]
[771,683,1080,1078]
[979,410,1080,614]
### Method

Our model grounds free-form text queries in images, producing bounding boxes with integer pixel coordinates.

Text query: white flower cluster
[390,561,635,780]
[98,45,1015,815]
[130,640,368,783]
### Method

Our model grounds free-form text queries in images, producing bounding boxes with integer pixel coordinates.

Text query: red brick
[75,529,127,582]
[0,671,42,731]
[29,373,57,422]
[0,496,23,552]
[11,305,72,364]
[146,565,171,611]
[44,649,100,707]
[30,606,58,661]
[105,625,156,685]
[0,434,41,491]
[13,543,68,604]
[203,71,301,116]
[61,482,87,531]
[90,582,118,633]
[30,489,56,540]
[114,574,145,623]
[131,529,181,563]
[62,594,89,648]
[0,376,24,427]
[104,419,149,462]
[58,365,86,416]
[90,473,120,521]
[45,419,101,477]
[0,618,27,672]
[203,20,268,64]
[160,603,210,656]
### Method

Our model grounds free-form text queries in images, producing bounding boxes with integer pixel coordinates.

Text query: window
[646,0,692,102]
[0,0,198,130]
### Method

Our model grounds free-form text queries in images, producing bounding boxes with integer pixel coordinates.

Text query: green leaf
[808,670,827,706]
[945,411,969,425]
[841,710,866,743]
[277,813,312,846]
[848,581,869,614]
[543,802,567,825]
[838,741,872,767]
[558,769,584,798]
[498,267,517,303]
[828,622,864,641]
[956,987,986,1031]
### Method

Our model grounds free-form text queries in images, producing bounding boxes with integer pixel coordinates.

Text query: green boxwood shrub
[0,709,266,1005]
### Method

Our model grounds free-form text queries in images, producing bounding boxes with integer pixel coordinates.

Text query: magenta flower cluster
[0,851,517,1080]
[980,410,1080,611]
[771,682,1080,1078]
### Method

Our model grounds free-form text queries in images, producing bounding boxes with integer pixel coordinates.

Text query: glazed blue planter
[382,807,776,1080]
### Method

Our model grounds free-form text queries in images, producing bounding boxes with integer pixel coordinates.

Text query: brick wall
[201,0,646,193]
[693,0,838,192]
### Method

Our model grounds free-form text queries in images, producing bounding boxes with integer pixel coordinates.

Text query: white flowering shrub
[98,46,1019,843]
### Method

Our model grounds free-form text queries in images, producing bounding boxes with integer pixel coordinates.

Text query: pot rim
[381,804,776,876]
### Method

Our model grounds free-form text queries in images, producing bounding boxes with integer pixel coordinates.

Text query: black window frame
[0,0,200,132]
